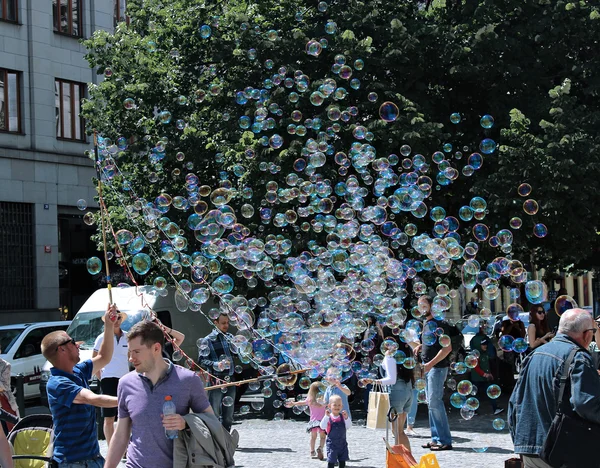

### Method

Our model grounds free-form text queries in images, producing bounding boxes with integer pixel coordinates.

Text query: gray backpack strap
[555,347,579,414]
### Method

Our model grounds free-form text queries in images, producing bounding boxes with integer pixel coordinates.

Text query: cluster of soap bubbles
[83,0,552,418]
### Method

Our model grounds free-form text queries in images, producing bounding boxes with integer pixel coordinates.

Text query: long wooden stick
[94,130,113,304]
[205,368,309,390]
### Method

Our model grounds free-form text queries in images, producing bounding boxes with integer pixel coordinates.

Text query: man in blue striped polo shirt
[41,304,120,467]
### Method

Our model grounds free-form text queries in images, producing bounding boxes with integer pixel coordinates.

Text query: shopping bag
[383,440,418,468]
[418,453,440,468]
[387,450,416,468]
[367,384,390,429]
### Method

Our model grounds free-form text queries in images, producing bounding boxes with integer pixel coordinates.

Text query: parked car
[0,321,71,399]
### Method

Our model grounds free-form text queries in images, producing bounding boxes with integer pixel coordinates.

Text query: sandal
[317,447,324,460]
[311,451,317,459]
[430,444,453,451]
[422,442,439,449]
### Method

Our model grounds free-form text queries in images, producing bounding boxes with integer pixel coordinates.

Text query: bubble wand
[93,130,113,305]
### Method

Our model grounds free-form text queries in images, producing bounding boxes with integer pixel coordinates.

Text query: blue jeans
[407,388,418,425]
[58,455,104,468]
[208,385,236,431]
[425,367,452,445]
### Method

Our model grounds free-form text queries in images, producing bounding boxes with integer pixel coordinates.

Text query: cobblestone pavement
[233,410,514,468]
[98,399,516,467]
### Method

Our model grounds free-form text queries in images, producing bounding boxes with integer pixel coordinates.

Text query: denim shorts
[389,380,413,414]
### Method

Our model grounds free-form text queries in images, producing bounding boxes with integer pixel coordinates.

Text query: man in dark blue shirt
[41,304,119,467]
[413,296,454,451]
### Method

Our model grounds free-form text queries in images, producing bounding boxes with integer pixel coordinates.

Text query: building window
[114,0,128,27]
[0,69,21,133]
[52,0,81,37]
[0,202,35,310]
[55,79,85,141]
[0,0,18,22]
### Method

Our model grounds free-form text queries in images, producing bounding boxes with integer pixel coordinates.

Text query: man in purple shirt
[105,321,213,468]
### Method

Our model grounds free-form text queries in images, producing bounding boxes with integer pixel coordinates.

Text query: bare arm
[337,383,351,396]
[167,327,185,347]
[0,361,11,393]
[92,304,117,376]
[91,350,102,379]
[528,324,546,349]
[0,429,13,468]
[73,388,118,408]
[105,417,132,468]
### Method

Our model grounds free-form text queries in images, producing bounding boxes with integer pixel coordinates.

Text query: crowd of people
[1,296,600,468]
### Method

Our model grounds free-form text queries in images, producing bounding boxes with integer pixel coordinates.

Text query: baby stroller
[7,413,56,468]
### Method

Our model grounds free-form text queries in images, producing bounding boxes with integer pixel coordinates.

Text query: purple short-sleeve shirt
[117,362,210,468]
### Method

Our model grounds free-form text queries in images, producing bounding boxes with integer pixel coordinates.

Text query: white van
[0,321,71,399]
[40,285,218,403]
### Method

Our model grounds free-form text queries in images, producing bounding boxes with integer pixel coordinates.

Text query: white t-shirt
[93,332,130,379]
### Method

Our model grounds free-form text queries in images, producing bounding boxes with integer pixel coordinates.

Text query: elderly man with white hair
[508,308,600,467]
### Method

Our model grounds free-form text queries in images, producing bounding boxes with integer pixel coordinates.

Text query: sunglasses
[536,310,545,314]
[55,337,76,351]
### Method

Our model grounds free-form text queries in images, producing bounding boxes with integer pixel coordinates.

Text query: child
[320,395,351,468]
[324,368,352,420]
[471,337,504,415]
[292,382,326,459]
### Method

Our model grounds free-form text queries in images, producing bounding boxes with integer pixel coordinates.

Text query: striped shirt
[48,360,99,463]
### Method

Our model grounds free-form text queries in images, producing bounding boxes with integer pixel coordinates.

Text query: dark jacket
[508,334,600,455]
[174,412,238,468]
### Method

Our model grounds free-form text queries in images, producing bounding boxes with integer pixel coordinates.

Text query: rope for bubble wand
[93,130,113,305]
[102,159,305,370]
[97,197,229,387]
[204,368,310,390]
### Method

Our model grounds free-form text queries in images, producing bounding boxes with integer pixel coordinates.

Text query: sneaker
[311,451,318,459]
[494,408,505,415]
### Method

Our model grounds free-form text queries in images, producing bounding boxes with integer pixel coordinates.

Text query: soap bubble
[533,223,548,238]
[132,253,152,275]
[523,199,539,215]
[513,338,528,353]
[83,212,95,226]
[498,335,515,352]
[86,257,102,275]
[525,280,547,303]
[554,295,577,316]
[199,25,212,38]
[77,199,87,210]
[465,397,479,411]
[450,113,461,124]
[457,380,473,396]
[480,115,494,128]
[460,406,475,420]
[379,102,399,122]
[518,183,532,197]
[493,418,506,430]
[479,138,496,154]
[486,384,501,399]
[450,392,466,408]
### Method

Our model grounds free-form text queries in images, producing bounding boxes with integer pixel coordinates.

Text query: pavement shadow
[237,447,294,453]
